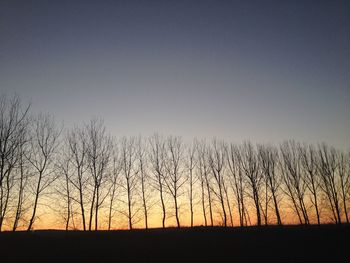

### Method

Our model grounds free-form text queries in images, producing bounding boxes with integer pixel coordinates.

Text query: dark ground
[0,224,348,263]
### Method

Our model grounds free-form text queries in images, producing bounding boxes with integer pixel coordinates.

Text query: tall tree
[27,114,60,230]
[258,144,282,225]
[120,137,137,230]
[337,151,350,223]
[163,136,185,228]
[136,137,151,229]
[56,141,73,230]
[107,146,121,230]
[299,144,321,225]
[0,95,29,231]
[186,141,197,227]
[226,143,247,227]
[280,141,309,225]
[12,131,30,231]
[196,140,212,226]
[86,119,111,231]
[67,127,88,230]
[317,144,341,224]
[208,140,227,227]
[240,142,263,226]
[149,134,167,228]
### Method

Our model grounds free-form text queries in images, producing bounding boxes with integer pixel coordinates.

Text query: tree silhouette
[85,119,111,231]
[136,137,151,229]
[299,144,321,225]
[196,140,213,226]
[240,142,263,226]
[280,141,309,225]
[107,149,121,230]
[226,143,247,226]
[67,127,88,230]
[337,151,350,223]
[209,140,227,227]
[186,141,197,227]
[163,136,185,228]
[27,114,60,231]
[120,137,137,230]
[0,95,29,231]
[317,144,341,224]
[149,134,167,228]
[258,144,282,225]
[0,95,349,231]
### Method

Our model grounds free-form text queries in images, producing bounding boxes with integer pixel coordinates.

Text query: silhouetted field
[0,224,348,263]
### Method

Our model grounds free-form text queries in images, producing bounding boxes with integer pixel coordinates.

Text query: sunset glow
[0,1,349,232]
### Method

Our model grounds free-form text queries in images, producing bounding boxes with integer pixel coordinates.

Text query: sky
[1,0,349,149]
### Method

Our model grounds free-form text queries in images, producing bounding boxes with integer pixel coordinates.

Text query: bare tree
[136,136,151,229]
[107,146,121,230]
[197,140,213,226]
[56,142,73,230]
[85,119,111,231]
[67,127,88,230]
[163,136,185,228]
[317,144,341,224]
[120,137,137,230]
[149,134,167,228]
[338,151,350,223]
[186,141,197,227]
[258,144,282,225]
[226,143,247,227]
[240,142,263,226]
[0,95,29,231]
[6,93,350,230]
[208,140,227,227]
[223,177,234,227]
[27,114,60,231]
[12,131,30,231]
[280,141,309,225]
[56,142,72,230]
[299,144,321,225]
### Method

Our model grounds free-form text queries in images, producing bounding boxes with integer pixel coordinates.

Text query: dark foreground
[0,225,348,263]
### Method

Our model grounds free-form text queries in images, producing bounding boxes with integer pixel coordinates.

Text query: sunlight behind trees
[0,95,349,231]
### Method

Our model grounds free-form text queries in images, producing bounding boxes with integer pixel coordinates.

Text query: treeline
[0,95,349,231]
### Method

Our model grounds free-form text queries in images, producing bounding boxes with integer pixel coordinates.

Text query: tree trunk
[27,172,42,231]
[225,190,233,227]
[108,192,114,230]
[0,181,4,231]
[272,192,282,225]
[189,177,193,227]
[254,189,261,226]
[13,184,23,231]
[200,180,207,226]
[89,186,96,231]
[312,188,320,225]
[76,168,86,231]
[127,184,132,230]
[219,186,227,227]
[141,177,148,229]
[206,179,213,226]
[158,176,166,228]
[174,195,180,228]
[65,174,71,231]
[95,187,99,231]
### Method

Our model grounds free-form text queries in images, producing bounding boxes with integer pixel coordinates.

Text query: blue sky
[1,0,349,148]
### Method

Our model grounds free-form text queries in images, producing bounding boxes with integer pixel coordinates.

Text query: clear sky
[1,0,349,148]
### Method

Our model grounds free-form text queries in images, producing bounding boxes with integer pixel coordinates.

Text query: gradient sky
[1,0,349,148]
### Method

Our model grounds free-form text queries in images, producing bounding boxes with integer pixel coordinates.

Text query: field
[0,224,348,262]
